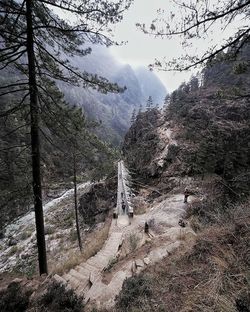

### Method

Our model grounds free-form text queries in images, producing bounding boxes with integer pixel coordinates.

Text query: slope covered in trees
[118,40,250,312]
[0,79,117,229]
[0,0,134,274]
[124,42,250,191]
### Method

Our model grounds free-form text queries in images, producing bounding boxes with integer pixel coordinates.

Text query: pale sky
[51,0,245,92]
[111,0,192,92]
[110,0,243,92]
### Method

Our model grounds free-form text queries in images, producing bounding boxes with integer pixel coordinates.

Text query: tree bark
[73,151,82,251]
[26,0,48,275]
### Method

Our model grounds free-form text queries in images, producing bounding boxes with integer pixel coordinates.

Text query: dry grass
[132,197,147,215]
[52,217,111,275]
[176,228,190,241]
[128,233,140,252]
[109,197,250,312]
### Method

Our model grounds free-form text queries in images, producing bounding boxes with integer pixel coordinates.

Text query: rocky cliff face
[58,45,167,144]
[78,178,117,225]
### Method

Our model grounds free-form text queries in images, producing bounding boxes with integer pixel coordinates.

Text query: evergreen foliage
[0,0,132,274]
[146,95,153,111]
[138,0,250,70]
[0,78,117,227]
[130,108,137,124]
[165,43,250,194]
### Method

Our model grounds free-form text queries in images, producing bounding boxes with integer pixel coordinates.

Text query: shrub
[0,282,30,312]
[115,275,153,311]
[104,257,118,272]
[20,230,32,240]
[39,281,83,312]
[129,233,140,252]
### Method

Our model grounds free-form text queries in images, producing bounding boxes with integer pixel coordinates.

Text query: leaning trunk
[73,151,82,251]
[26,0,47,275]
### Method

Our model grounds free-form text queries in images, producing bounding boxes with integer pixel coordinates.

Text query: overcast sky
[53,0,244,93]
[110,0,242,92]
[110,0,195,92]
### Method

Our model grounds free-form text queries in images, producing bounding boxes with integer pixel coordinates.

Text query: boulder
[143,257,150,265]
[8,238,18,246]
[135,259,144,268]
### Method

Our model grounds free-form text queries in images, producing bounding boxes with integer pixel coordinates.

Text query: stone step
[75,281,91,297]
[104,239,122,248]
[87,255,109,270]
[86,259,102,271]
[105,236,122,244]
[95,249,112,257]
[98,251,114,259]
[53,274,67,286]
[112,232,123,237]
[64,273,81,289]
[89,270,102,285]
[69,269,89,282]
[104,240,121,248]
[107,232,123,240]
[75,265,91,278]
[84,280,106,302]
[79,262,99,274]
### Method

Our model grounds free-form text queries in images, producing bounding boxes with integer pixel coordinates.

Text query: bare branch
[0,88,29,97]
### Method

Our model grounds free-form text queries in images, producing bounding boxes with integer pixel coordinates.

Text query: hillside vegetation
[0,78,116,228]
[118,44,250,312]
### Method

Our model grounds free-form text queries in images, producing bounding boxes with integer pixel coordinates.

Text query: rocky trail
[54,162,196,309]
[0,161,196,309]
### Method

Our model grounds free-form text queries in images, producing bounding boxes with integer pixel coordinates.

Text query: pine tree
[189,76,199,92]
[146,96,153,111]
[0,0,132,275]
[138,1,250,70]
[130,108,137,124]
[138,103,143,113]
[164,94,170,107]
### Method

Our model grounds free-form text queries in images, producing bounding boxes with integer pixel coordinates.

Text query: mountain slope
[118,42,250,312]
[58,46,167,144]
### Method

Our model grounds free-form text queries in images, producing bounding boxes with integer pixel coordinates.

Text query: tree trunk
[73,151,82,251]
[26,0,47,275]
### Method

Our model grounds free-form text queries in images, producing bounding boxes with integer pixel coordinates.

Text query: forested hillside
[124,43,250,191]
[0,78,116,228]
[119,42,250,312]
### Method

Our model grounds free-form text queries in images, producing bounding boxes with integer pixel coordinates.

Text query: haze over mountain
[58,45,167,144]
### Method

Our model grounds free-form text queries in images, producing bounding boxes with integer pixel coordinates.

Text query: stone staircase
[54,228,123,301]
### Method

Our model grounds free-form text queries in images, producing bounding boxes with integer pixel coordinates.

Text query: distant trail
[115,160,133,227]
[156,124,178,167]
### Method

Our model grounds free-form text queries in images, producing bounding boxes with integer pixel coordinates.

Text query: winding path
[54,162,196,308]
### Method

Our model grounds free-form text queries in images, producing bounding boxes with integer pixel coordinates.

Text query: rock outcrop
[79,178,117,225]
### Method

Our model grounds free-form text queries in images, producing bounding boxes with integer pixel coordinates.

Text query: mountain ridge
[58,45,167,144]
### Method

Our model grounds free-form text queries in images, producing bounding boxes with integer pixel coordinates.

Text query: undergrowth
[0,282,31,312]
[38,281,84,312]
[115,275,153,312]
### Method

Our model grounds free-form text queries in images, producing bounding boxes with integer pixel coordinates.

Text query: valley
[0,1,250,311]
